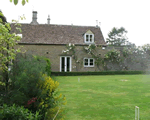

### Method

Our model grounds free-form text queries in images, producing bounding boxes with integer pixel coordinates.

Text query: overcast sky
[1,0,150,46]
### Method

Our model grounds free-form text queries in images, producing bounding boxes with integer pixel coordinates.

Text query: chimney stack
[30,11,38,25]
[47,15,50,24]
[96,20,98,27]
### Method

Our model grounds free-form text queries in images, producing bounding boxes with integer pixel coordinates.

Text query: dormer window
[84,30,94,43]
[86,34,94,42]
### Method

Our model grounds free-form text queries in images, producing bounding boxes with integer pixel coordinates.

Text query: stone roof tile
[11,24,106,45]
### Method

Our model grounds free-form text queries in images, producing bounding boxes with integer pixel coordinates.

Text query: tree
[106,27,128,46]
[0,10,22,93]
[142,44,150,55]
[9,0,29,5]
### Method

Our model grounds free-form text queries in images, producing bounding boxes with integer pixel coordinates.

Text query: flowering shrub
[24,97,37,108]
[122,47,132,58]
[84,44,97,54]
[104,48,121,63]
[62,43,75,54]
[37,74,67,120]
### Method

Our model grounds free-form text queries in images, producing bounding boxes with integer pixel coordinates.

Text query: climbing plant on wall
[62,43,150,71]
[83,44,105,71]
[62,43,82,71]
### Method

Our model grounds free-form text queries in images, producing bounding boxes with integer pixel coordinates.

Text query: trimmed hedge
[51,71,150,76]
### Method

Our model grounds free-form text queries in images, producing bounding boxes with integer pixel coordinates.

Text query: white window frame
[84,34,94,43]
[83,58,94,67]
[60,56,72,72]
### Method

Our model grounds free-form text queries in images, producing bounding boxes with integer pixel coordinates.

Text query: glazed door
[60,56,71,72]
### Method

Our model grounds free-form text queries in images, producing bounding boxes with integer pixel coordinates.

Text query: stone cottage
[11,11,108,72]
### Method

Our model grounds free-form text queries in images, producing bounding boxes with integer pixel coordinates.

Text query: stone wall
[14,44,150,72]
[15,44,107,72]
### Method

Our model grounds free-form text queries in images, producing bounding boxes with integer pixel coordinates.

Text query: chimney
[30,11,38,25]
[96,20,98,27]
[47,15,50,24]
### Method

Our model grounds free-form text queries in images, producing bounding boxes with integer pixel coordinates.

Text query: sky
[1,0,150,46]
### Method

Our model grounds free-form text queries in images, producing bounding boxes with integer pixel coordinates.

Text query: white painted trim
[83,58,94,67]
[70,57,72,72]
[65,57,67,72]
[60,57,61,72]
[84,34,94,43]
[60,56,72,72]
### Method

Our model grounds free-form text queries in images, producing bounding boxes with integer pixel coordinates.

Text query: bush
[0,53,66,120]
[51,71,148,76]
[37,74,67,120]
[3,54,47,108]
[0,53,66,119]
[0,104,41,120]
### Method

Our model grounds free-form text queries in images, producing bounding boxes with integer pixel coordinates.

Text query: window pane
[84,59,88,65]
[90,35,92,42]
[67,57,70,72]
[90,59,94,66]
[90,62,93,65]
[85,62,88,65]
[86,35,89,41]
[85,59,88,63]
[90,59,93,63]
[61,57,65,72]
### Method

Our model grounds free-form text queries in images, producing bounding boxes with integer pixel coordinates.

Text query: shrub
[51,71,148,76]
[0,53,66,119]
[3,54,46,107]
[0,104,41,120]
[37,74,67,120]
[33,55,51,76]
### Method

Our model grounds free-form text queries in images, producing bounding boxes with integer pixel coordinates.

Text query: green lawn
[54,74,150,120]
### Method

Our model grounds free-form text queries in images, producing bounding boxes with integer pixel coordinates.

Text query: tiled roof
[11,24,106,45]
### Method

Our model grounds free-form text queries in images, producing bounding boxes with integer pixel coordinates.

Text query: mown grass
[54,74,150,120]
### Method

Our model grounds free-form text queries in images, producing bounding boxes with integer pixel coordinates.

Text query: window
[84,34,94,43]
[84,58,94,67]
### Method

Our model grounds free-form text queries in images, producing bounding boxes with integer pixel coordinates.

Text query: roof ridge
[11,23,98,28]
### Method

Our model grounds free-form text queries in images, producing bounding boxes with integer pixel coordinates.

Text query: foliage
[0,104,41,120]
[106,27,128,46]
[122,47,132,58]
[33,55,51,76]
[83,44,104,70]
[0,53,66,119]
[142,44,150,55]
[38,74,66,120]
[9,0,29,5]
[63,43,77,60]
[104,48,121,63]
[0,54,46,107]
[0,11,22,72]
[45,58,51,76]
[63,43,82,71]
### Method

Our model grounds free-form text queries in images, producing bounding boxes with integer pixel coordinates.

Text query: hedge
[51,71,150,76]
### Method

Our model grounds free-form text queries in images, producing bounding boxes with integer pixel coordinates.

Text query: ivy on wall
[62,43,150,71]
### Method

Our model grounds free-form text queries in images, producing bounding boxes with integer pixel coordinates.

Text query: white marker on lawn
[78,77,80,82]
[135,106,139,120]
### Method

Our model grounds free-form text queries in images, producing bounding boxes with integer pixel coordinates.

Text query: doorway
[60,56,72,72]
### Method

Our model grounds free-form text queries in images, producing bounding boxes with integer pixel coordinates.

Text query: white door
[60,56,72,72]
